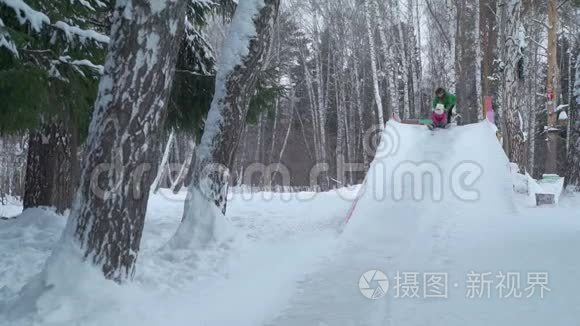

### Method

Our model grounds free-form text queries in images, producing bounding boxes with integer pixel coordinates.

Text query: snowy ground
[0,190,353,326]
[1,121,580,325]
[0,197,23,220]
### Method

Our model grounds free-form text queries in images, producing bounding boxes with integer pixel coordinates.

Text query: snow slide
[269,121,580,326]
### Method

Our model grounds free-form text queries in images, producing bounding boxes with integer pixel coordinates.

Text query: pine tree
[0,0,109,213]
[166,0,229,139]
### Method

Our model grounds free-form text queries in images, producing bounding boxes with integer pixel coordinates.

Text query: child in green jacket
[432,87,456,124]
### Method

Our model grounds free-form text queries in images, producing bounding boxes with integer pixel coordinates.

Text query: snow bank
[0,208,131,325]
[512,172,566,206]
[511,163,529,194]
[0,208,64,229]
[2,243,132,325]
[0,208,66,313]
[535,174,565,205]
[168,186,235,249]
[0,188,350,326]
[0,197,23,219]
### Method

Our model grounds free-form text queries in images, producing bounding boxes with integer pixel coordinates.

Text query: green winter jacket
[432,93,456,112]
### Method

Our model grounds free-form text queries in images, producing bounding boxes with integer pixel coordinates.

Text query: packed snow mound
[0,197,23,219]
[0,191,352,326]
[271,122,580,326]
[1,208,65,230]
[0,208,66,298]
[346,120,515,234]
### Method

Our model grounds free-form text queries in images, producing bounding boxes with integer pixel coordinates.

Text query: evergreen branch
[20,48,51,53]
[53,21,109,44]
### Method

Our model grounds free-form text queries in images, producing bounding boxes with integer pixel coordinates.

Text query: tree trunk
[23,120,76,214]
[171,134,196,193]
[393,0,411,119]
[373,0,398,119]
[353,57,369,170]
[300,46,322,180]
[335,60,346,186]
[408,0,422,119]
[455,0,480,123]
[365,0,385,128]
[567,52,580,187]
[448,0,457,93]
[528,43,540,174]
[315,19,331,190]
[49,0,186,282]
[269,97,280,164]
[23,128,51,210]
[481,0,498,99]
[498,0,526,167]
[273,90,295,184]
[152,129,175,193]
[475,0,483,120]
[545,0,559,174]
[170,0,280,249]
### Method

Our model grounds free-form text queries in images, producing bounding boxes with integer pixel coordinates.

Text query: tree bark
[498,0,526,167]
[545,0,560,174]
[23,128,51,210]
[170,0,280,249]
[51,0,186,282]
[23,120,77,214]
[392,0,411,119]
[475,0,483,120]
[365,0,385,128]
[171,134,196,193]
[408,0,422,118]
[481,0,498,99]
[152,129,175,193]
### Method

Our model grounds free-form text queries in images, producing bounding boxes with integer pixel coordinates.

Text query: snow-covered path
[1,122,580,326]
